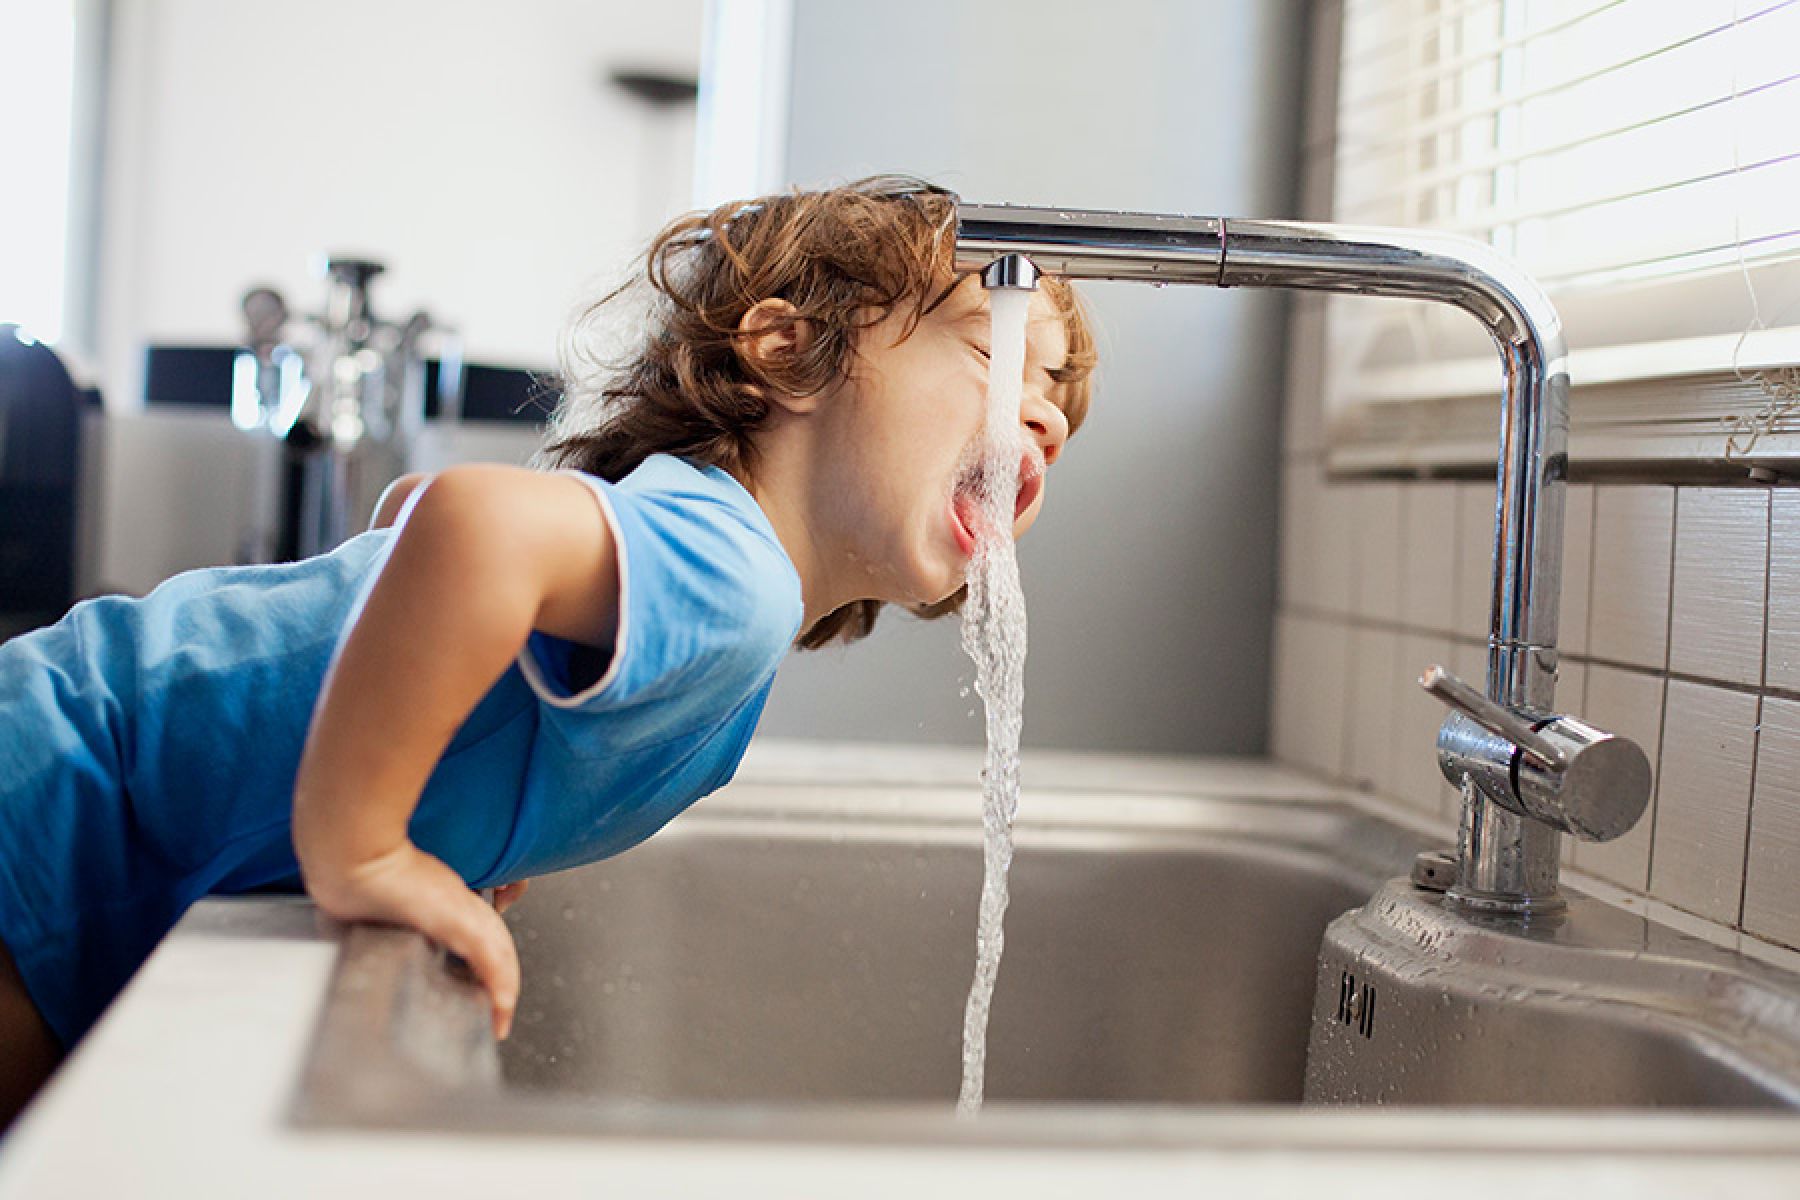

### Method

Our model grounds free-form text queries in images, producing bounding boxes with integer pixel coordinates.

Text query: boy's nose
[1021,393,1068,466]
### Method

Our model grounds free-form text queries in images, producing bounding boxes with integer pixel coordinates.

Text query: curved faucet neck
[955,205,1571,912]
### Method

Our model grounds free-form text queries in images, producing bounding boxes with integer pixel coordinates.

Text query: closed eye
[970,343,991,361]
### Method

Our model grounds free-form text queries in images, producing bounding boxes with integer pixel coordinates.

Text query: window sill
[1325,368,1800,484]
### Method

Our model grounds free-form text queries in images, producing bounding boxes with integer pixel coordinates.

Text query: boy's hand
[303,842,520,1040]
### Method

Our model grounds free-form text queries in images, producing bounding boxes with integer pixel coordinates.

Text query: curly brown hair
[534,175,1097,649]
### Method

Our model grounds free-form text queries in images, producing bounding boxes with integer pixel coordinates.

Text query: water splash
[955,286,1032,1116]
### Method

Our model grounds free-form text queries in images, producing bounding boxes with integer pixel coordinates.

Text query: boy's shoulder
[569,453,802,651]
[591,455,786,566]
[522,455,800,715]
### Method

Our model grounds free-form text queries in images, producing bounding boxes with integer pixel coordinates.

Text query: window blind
[1328,0,1800,409]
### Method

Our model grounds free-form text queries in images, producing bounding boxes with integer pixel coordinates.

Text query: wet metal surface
[1309,880,1800,1108]
[502,812,1386,1105]
[292,778,1800,1149]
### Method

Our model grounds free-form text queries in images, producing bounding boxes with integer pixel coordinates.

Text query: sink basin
[500,795,1399,1106]
[291,766,1800,1149]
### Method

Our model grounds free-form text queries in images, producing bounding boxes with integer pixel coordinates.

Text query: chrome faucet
[953,205,1652,915]
[236,258,461,562]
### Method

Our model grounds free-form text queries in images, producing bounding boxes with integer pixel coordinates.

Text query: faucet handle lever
[1419,665,1566,769]
[1422,663,1652,843]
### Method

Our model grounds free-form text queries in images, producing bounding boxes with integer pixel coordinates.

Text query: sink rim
[287,783,1800,1153]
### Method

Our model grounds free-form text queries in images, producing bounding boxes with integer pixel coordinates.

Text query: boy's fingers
[308,844,522,1040]
[457,897,521,1039]
[415,884,522,1040]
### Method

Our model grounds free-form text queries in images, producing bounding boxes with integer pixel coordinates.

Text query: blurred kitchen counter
[78,402,544,601]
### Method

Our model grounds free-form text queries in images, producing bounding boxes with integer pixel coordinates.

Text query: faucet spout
[957,203,1598,914]
[979,253,1041,292]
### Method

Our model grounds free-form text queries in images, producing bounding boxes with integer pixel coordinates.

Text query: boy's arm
[292,464,618,1038]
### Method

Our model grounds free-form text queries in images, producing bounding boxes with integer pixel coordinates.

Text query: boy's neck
[723,446,840,635]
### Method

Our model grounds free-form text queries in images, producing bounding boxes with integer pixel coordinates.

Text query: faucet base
[1449,785,1566,914]
[1443,885,1567,918]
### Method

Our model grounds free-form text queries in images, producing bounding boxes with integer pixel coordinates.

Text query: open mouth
[950,451,1043,556]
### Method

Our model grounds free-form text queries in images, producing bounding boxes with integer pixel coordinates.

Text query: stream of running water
[955,285,1032,1116]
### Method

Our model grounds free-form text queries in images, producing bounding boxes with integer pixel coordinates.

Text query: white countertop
[3,743,1798,1198]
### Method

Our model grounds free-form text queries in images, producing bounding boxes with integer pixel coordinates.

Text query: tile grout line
[1737,487,1776,930]
[1645,486,1680,901]
[1739,694,1766,932]
[1270,609,1800,703]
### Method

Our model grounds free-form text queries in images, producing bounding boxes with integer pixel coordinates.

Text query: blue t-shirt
[0,454,803,1047]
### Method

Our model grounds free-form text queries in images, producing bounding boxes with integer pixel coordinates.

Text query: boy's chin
[908,551,965,606]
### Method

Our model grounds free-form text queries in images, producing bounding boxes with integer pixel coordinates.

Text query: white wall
[80,1,701,594]
[95,0,702,410]
[754,0,1309,754]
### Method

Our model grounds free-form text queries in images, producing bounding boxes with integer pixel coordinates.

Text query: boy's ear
[737,298,819,414]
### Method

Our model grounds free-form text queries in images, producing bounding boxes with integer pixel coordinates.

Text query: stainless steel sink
[499,797,1403,1107]
[290,769,1800,1148]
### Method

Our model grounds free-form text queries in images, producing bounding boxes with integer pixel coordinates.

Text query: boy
[0,176,1096,1123]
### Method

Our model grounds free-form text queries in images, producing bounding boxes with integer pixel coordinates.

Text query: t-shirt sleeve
[514,468,800,730]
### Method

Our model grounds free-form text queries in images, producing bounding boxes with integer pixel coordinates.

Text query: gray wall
[756,0,1308,754]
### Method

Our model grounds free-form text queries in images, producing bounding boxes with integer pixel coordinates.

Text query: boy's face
[813,273,1071,607]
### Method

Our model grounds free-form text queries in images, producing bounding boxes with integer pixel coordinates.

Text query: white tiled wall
[1668,489,1768,687]
[1454,483,1493,641]
[1559,485,1594,657]
[1401,487,1456,634]
[1268,0,1800,958]
[1766,494,1800,690]
[1352,484,1404,622]
[1567,664,1661,892]
[1651,682,1760,926]
[1588,486,1673,671]
[1746,698,1800,946]
[1271,458,1794,951]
